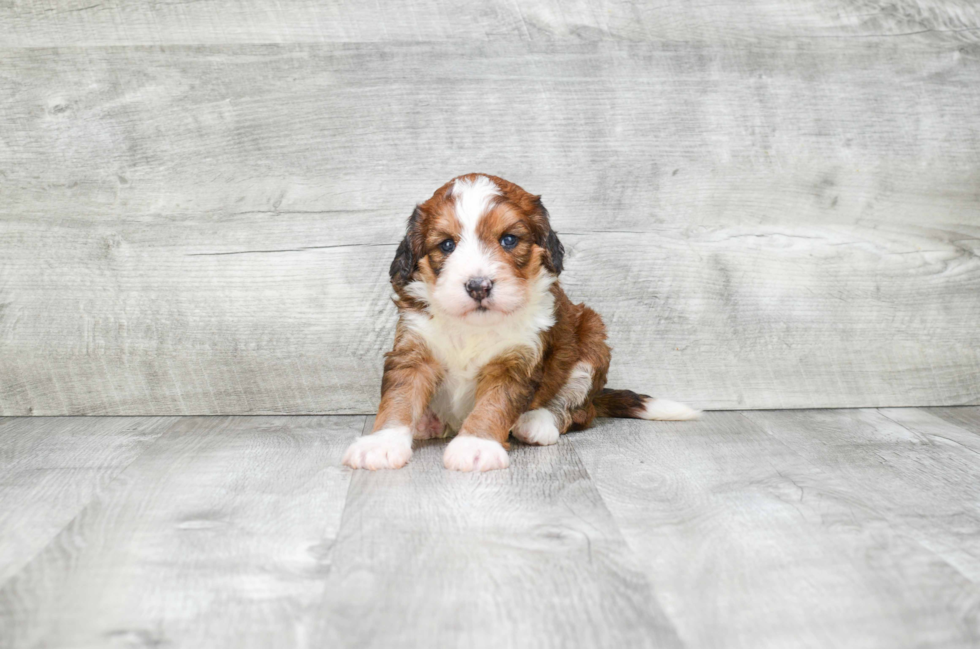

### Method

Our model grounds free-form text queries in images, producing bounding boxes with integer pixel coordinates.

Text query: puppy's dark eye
[500,234,518,250]
[439,239,456,254]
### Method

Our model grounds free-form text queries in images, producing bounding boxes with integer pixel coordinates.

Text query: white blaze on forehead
[451,175,500,236]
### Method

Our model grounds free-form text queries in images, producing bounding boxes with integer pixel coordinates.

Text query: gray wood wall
[1,1,979,415]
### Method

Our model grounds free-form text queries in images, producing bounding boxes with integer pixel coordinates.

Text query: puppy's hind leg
[512,361,595,446]
[511,408,561,446]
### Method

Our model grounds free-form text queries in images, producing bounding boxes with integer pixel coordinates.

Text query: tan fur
[374,327,443,432]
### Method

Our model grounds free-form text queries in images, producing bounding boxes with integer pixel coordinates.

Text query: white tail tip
[640,398,701,421]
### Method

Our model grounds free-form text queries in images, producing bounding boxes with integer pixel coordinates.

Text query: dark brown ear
[533,197,564,275]
[389,206,424,287]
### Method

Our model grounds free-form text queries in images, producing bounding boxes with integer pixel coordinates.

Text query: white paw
[443,436,510,472]
[511,408,560,446]
[342,427,413,470]
[413,409,445,440]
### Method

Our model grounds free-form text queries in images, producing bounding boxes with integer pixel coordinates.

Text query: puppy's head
[390,174,564,325]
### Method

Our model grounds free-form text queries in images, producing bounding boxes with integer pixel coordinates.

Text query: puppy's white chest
[401,275,555,432]
[430,372,477,433]
[427,327,516,431]
[405,313,543,431]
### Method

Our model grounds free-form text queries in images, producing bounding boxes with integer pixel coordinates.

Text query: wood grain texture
[5,42,980,219]
[746,408,980,582]
[0,416,172,586]
[926,406,980,433]
[314,418,682,649]
[1,40,978,414]
[2,412,979,646]
[0,415,363,649]
[570,412,980,649]
[1,0,978,46]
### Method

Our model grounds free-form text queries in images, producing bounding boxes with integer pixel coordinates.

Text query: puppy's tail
[593,388,700,421]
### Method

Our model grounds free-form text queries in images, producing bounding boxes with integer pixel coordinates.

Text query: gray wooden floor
[1,408,979,648]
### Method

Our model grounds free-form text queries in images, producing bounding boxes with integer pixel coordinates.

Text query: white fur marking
[443,435,510,472]
[640,398,701,421]
[512,408,560,446]
[551,362,593,413]
[342,426,413,470]
[451,175,500,234]
[430,176,504,319]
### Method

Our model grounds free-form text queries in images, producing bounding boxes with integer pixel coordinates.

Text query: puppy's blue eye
[439,239,456,253]
[500,234,518,249]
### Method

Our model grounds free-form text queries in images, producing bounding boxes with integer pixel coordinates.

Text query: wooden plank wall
[1,1,978,415]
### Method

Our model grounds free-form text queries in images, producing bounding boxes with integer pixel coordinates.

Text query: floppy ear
[389,206,424,287]
[533,197,565,275]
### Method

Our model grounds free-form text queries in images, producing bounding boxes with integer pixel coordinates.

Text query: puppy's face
[390,174,564,325]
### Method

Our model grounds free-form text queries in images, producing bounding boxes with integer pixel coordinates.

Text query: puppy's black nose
[465,277,493,301]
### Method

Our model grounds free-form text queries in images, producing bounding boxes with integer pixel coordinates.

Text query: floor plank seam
[0,416,177,593]
[744,409,980,589]
[562,430,694,648]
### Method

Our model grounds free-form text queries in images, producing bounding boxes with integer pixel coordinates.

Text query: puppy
[343,174,698,472]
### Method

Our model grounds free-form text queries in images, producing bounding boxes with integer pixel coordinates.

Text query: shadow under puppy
[344,173,698,472]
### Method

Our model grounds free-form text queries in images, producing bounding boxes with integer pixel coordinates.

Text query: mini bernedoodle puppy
[343,173,699,472]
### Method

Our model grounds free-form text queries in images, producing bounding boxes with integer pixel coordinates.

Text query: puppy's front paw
[343,427,413,470]
[443,436,510,472]
[512,408,560,446]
